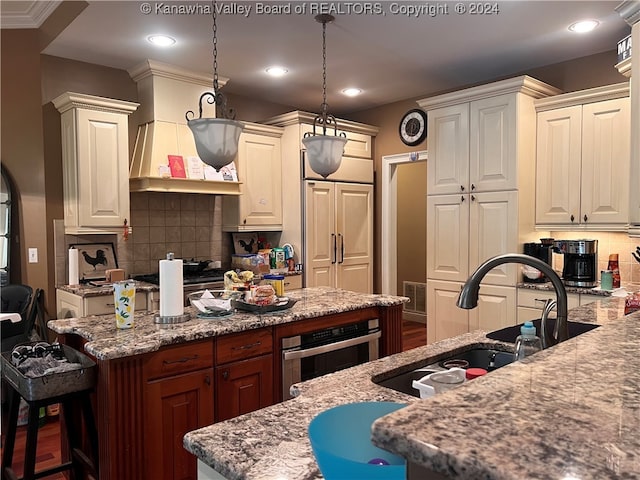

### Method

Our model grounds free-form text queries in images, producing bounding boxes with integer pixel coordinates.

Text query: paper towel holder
[154,312,191,324]
[155,252,191,324]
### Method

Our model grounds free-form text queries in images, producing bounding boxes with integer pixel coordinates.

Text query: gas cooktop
[133,269,226,286]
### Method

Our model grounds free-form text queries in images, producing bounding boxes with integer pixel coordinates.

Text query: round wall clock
[399,109,427,146]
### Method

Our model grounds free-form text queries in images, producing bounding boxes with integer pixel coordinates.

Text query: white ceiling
[3,1,632,114]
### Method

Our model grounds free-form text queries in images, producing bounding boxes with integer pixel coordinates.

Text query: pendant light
[185,0,243,171]
[302,14,348,179]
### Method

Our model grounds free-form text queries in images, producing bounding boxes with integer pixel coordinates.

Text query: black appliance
[522,242,553,283]
[133,269,226,286]
[553,240,598,288]
[133,269,227,306]
[281,319,381,400]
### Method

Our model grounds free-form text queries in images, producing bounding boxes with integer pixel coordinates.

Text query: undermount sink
[486,318,599,343]
[376,347,513,397]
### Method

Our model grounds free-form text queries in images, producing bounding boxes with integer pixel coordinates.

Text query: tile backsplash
[54,192,233,285]
[550,231,640,284]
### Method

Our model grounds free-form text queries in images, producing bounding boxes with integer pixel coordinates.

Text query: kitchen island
[184,296,640,480]
[47,287,406,480]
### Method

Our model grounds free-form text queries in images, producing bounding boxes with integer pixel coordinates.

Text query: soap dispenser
[513,321,543,361]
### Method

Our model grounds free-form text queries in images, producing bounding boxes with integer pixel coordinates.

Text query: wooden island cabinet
[50,287,405,480]
[215,328,274,422]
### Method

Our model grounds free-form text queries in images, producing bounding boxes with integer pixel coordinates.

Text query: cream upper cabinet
[53,92,139,234]
[304,181,373,293]
[300,124,374,183]
[427,191,518,286]
[469,94,518,192]
[427,91,520,195]
[426,104,469,195]
[222,124,283,231]
[535,84,630,230]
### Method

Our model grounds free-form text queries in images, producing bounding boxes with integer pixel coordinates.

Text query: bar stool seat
[1,344,98,480]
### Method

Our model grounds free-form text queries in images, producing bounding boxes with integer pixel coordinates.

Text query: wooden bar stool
[1,343,98,480]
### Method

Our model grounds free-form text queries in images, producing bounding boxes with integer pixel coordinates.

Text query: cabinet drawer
[284,275,303,291]
[517,289,579,310]
[216,328,272,364]
[145,341,214,381]
[84,292,148,316]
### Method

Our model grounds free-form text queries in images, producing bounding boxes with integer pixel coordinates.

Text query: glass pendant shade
[302,134,347,178]
[187,118,244,171]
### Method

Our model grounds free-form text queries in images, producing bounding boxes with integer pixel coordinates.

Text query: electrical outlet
[28,248,38,263]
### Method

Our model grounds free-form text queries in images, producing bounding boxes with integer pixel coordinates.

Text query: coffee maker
[553,240,598,287]
[522,241,554,283]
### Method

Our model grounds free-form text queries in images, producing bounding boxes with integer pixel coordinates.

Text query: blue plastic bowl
[308,402,407,480]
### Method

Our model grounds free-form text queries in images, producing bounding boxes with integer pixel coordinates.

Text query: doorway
[381,151,427,325]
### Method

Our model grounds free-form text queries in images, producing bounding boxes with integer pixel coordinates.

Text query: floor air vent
[402,281,426,316]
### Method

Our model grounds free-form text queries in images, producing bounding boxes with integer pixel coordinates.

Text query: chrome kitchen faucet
[457,253,569,348]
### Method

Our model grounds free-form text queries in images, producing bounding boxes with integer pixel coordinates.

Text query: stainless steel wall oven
[281,319,381,399]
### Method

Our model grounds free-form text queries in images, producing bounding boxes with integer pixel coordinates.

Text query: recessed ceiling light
[266,66,288,77]
[147,34,176,47]
[342,88,362,97]
[568,20,599,33]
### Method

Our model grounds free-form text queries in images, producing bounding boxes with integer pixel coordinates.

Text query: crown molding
[0,1,61,29]
[616,0,640,26]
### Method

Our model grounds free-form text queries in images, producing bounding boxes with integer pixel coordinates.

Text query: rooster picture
[82,249,108,270]
[238,238,255,253]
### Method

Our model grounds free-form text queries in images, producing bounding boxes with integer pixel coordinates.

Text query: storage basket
[1,343,96,401]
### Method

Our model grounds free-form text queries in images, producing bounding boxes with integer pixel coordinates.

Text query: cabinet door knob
[583,214,588,222]
[460,185,465,192]
[205,375,211,386]
[222,370,229,380]
[461,196,465,202]
[471,195,476,202]
[570,214,575,222]
[471,184,476,191]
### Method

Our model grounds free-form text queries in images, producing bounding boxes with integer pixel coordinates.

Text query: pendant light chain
[183,0,243,173]
[211,0,219,92]
[321,19,328,117]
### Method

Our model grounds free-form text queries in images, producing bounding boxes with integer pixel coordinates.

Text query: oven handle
[282,330,381,361]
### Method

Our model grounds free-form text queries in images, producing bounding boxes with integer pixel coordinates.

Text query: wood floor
[1,321,427,476]
[402,319,427,351]
[0,415,66,479]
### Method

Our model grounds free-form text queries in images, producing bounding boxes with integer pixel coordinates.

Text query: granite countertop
[518,280,640,297]
[183,296,639,480]
[47,287,406,361]
[57,280,159,297]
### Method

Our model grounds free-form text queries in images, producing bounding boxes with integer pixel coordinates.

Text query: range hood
[127,59,241,195]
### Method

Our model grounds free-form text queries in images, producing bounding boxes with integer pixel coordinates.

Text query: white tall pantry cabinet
[418,76,561,344]
[264,112,378,293]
